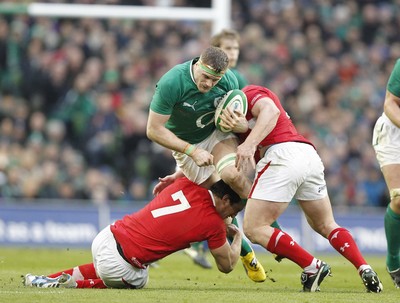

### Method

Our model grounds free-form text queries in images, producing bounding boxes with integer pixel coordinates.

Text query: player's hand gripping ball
[215,89,248,132]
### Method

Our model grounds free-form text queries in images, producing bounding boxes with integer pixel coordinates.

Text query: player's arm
[152,170,185,196]
[383,90,400,128]
[147,109,214,167]
[235,97,280,172]
[209,224,242,273]
[147,109,190,153]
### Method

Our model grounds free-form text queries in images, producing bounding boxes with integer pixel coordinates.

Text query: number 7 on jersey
[151,190,191,218]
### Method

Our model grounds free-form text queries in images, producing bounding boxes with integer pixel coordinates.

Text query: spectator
[84,91,121,167]
[53,73,96,148]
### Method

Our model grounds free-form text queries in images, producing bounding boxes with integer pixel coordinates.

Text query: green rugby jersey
[150,58,239,144]
[388,58,400,98]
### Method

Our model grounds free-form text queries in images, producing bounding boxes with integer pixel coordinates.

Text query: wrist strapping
[183,143,197,156]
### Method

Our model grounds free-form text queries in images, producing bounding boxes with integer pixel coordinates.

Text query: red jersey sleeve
[240,85,314,148]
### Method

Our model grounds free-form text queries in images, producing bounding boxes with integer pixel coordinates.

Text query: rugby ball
[215,89,248,132]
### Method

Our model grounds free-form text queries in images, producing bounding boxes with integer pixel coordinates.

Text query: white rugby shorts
[172,129,237,184]
[372,113,400,167]
[91,226,148,289]
[249,142,328,202]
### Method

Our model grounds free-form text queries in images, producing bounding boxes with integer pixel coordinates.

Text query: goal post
[0,0,231,35]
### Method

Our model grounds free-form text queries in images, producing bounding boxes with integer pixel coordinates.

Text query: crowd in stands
[0,0,397,207]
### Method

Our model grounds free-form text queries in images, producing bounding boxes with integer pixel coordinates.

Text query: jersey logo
[182,101,198,111]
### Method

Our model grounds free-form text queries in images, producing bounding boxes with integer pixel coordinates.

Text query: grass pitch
[0,247,398,303]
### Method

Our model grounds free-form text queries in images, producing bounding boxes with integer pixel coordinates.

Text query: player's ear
[222,194,231,206]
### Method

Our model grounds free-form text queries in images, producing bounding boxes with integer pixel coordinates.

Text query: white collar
[208,190,216,207]
[189,58,199,84]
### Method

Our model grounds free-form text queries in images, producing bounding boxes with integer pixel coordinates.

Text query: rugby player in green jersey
[373,58,400,289]
[147,46,266,282]
[178,30,283,270]
[182,31,249,269]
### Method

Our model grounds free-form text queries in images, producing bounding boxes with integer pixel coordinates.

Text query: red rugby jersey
[110,177,226,266]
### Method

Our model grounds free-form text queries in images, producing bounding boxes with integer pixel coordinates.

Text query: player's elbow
[146,123,157,141]
[216,257,236,273]
[217,264,234,274]
[271,106,280,122]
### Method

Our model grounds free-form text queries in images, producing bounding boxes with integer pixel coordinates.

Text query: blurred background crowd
[0,0,397,207]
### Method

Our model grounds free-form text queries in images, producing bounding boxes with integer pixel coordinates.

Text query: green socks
[191,242,202,251]
[231,217,253,256]
[385,206,400,271]
[270,220,282,230]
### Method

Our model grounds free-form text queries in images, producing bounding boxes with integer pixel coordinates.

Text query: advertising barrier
[0,202,386,254]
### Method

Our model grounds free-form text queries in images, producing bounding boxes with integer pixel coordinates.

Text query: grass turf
[0,247,398,303]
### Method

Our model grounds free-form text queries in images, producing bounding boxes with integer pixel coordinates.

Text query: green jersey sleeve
[387,58,400,98]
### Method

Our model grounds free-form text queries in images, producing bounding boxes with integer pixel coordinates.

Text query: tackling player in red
[219,84,383,293]
[23,178,245,289]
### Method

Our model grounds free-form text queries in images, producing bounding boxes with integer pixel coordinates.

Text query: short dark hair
[210,179,241,205]
[211,29,241,47]
[200,46,229,75]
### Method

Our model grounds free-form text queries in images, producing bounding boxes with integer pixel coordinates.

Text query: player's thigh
[211,136,238,164]
[196,129,237,163]
[381,163,400,189]
[172,150,215,184]
[250,147,299,202]
[298,197,337,237]
[92,227,148,289]
[210,133,241,181]
[373,114,400,168]
[244,198,288,230]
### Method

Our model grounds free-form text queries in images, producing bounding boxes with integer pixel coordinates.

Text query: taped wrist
[183,144,197,156]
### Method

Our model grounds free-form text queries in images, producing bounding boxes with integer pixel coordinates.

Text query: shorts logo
[318,185,326,193]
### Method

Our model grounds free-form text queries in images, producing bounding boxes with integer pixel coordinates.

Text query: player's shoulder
[242,84,264,93]
[155,61,192,98]
[175,177,195,186]
[229,68,247,81]
[172,177,206,193]
[230,68,248,88]
[212,69,239,93]
[243,85,278,100]
[391,58,400,75]
[223,69,239,85]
